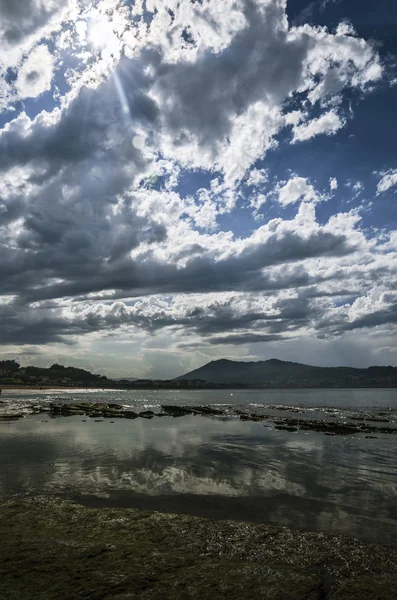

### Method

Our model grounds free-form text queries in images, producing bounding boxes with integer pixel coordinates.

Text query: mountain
[175,359,397,388]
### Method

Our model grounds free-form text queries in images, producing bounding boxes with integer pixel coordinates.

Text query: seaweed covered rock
[139,410,155,419]
[190,405,226,416]
[239,413,264,422]
[1,497,397,600]
[161,405,194,417]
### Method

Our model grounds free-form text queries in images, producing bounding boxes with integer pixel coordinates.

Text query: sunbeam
[112,70,131,120]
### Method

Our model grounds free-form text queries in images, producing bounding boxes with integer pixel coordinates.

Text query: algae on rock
[1,497,397,599]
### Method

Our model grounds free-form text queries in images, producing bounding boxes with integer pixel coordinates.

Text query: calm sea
[1,388,397,545]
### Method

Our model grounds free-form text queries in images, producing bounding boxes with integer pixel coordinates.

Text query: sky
[0,0,397,379]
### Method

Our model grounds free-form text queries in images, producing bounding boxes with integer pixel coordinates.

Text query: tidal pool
[1,411,397,545]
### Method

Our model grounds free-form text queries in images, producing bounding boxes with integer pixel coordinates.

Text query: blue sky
[0,0,397,378]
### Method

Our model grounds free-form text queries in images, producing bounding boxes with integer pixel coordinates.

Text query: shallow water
[2,386,397,418]
[1,389,397,546]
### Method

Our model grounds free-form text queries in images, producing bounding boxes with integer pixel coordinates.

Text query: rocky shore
[1,496,397,599]
[1,400,397,436]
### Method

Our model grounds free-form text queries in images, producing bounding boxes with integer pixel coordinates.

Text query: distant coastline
[2,383,397,392]
[2,358,397,390]
[0,386,123,394]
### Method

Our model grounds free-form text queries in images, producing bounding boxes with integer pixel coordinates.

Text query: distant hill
[0,360,109,387]
[175,358,397,388]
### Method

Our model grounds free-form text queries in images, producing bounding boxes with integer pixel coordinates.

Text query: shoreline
[1,496,397,599]
[2,385,397,394]
[1,399,396,436]
[0,386,125,394]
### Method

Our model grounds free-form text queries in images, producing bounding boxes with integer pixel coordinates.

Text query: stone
[139,411,155,419]
[1,498,397,600]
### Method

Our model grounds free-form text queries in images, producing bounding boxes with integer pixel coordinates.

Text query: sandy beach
[0,386,123,395]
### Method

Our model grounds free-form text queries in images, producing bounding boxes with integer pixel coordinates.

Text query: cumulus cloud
[315,288,397,338]
[0,197,362,307]
[1,191,386,349]
[15,45,55,100]
[0,0,74,82]
[330,178,338,191]
[144,0,381,185]
[292,111,344,143]
[377,169,397,194]
[0,0,394,370]
[0,0,76,110]
[274,176,321,206]
[246,168,268,188]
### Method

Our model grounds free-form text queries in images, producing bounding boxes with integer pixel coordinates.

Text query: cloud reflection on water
[1,414,397,544]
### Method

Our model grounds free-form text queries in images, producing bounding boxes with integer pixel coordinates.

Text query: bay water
[1,388,397,545]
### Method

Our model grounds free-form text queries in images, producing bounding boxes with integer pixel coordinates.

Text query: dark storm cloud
[0,304,71,345]
[0,65,158,175]
[150,0,380,181]
[174,296,316,339]
[311,293,397,341]
[341,302,397,332]
[2,222,355,306]
[0,60,167,305]
[207,333,284,345]
[154,0,309,148]
[0,292,317,346]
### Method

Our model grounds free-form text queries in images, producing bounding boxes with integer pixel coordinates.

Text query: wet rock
[275,425,298,432]
[24,401,397,437]
[333,575,397,599]
[239,413,264,422]
[190,405,226,416]
[70,402,93,410]
[49,403,92,417]
[160,404,225,418]
[102,407,124,418]
[268,405,302,413]
[1,497,397,600]
[122,410,138,419]
[266,416,397,436]
[139,410,155,419]
[90,411,104,418]
[0,413,25,421]
[293,420,361,435]
[350,415,390,423]
[161,405,194,417]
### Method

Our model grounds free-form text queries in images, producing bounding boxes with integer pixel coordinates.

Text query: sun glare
[87,14,114,49]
